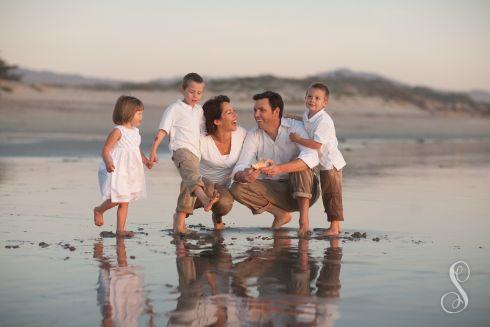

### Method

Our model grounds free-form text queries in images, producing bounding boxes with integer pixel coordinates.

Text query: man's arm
[232,130,259,183]
[260,158,307,177]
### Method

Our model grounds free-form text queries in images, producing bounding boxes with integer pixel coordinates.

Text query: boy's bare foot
[271,212,292,230]
[204,190,220,212]
[93,207,104,226]
[212,213,225,230]
[116,230,134,238]
[173,212,188,235]
[322,221,341,237]
[298,219,310,238]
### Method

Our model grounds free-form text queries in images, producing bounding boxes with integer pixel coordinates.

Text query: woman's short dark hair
[252,91,284,118]
[202,95,230,135]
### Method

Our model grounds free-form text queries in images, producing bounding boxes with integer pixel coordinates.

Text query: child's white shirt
[158,99,205,158]
[302,109,346,170]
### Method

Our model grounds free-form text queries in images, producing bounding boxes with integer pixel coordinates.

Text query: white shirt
[158,99,204,158]
[303,109,346,170]
[232,117,319,181]
[200,126,247,186]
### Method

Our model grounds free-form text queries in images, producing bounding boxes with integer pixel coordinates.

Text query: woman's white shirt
[199,126,247,186]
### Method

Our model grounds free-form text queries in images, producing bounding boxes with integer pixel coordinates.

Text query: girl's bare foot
[116,230,134,238]
[212,213,225,230]
[93,207,104,226]
[204,190,220,212]
[271,212,292,230]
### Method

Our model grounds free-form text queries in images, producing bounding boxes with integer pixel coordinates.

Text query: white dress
[98,125,146,202]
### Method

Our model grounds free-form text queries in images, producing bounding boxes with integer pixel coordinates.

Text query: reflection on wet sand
[168,231,343,326]
[93,238,155,327]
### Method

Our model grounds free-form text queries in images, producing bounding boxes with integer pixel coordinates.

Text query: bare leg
[265,203,292,230]
[212,213,225,230]
[173,211,188,234]
[93,199,118,226]
[193,187,220,212]
[323,220,341,237]
[116,203,134,237]
[297,197,311,237]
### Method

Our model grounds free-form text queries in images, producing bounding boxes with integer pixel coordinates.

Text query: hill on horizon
[7,67,490,116]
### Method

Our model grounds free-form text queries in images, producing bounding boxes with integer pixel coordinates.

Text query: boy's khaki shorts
[172,148,204,213]
[320,169,344,221]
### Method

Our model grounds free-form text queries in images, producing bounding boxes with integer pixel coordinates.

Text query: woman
[195,95,247,229]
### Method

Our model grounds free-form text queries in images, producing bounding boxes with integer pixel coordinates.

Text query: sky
[1,0,489,91]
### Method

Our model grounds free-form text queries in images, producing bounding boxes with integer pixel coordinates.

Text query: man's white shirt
[232,117,319,181]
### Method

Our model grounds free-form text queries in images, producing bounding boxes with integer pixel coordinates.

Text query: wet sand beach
[1,85,490,326]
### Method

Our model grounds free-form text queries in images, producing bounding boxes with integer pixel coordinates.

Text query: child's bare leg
[323,220,341,236]
[116,203,134,237]
[212,213,225,230]
[297,197,310,237]
[93,199,117,226]
[265,203,292,230]
[173,212,188,234]
[193,186,220,212]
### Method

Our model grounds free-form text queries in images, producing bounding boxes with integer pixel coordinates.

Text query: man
[230,91,320,236]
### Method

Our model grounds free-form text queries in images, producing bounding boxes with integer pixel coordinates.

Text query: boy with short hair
[289,83,346,236]
[148,73,219,235]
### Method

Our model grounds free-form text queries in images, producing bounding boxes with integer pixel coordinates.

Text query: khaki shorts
[177,178,234,216]
[172,148,204,213]
[230,169,320,214]
[320,169,344,221]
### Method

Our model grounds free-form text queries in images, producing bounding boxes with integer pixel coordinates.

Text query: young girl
[93,95,148,237]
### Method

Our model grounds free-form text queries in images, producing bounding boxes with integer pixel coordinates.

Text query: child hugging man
[148,73,219,235]
[289,83,346,236]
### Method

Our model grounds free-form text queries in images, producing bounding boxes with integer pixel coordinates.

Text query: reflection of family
[93,72,346,237]
[169,233,342,325]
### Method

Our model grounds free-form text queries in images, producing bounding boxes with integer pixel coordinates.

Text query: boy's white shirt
[302,109,346,170]
[158,99,205,159]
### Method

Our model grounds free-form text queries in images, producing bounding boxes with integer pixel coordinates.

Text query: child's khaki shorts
[172,148,204,213]
[320,169,344,221]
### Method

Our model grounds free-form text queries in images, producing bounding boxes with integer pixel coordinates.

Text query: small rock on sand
[100,231,116,238]
[5,245,20,249]
[130,255,136,259]
[39,242,50,248]
[372,237,380,242]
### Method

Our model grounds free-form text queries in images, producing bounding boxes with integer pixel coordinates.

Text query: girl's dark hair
[112,95,144,125]
[202,95,230,135]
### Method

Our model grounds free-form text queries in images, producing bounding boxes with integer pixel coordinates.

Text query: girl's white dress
[98,125,146,202]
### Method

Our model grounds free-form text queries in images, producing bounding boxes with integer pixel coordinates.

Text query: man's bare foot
[271,212,292,230]
[116,230,134,238]
[93,207,104,226]
[204,190,220,212]
[212,213,225,230]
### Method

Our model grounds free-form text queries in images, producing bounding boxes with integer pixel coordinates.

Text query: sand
[1,83,490,325]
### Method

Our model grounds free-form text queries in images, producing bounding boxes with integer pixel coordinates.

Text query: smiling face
[182,81,204,107]
[215,102,238,132]
[254,98,280,130]
[305,87,328,113]
[129,109,143,127]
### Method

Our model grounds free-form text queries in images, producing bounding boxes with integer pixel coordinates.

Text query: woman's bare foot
[271,212,292,230]
[116,230,134,238]
[212,213,225,230]
[204,190,220,212]
[93,207,104,226]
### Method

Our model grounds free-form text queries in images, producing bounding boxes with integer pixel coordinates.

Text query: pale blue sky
[1,0,489,90]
